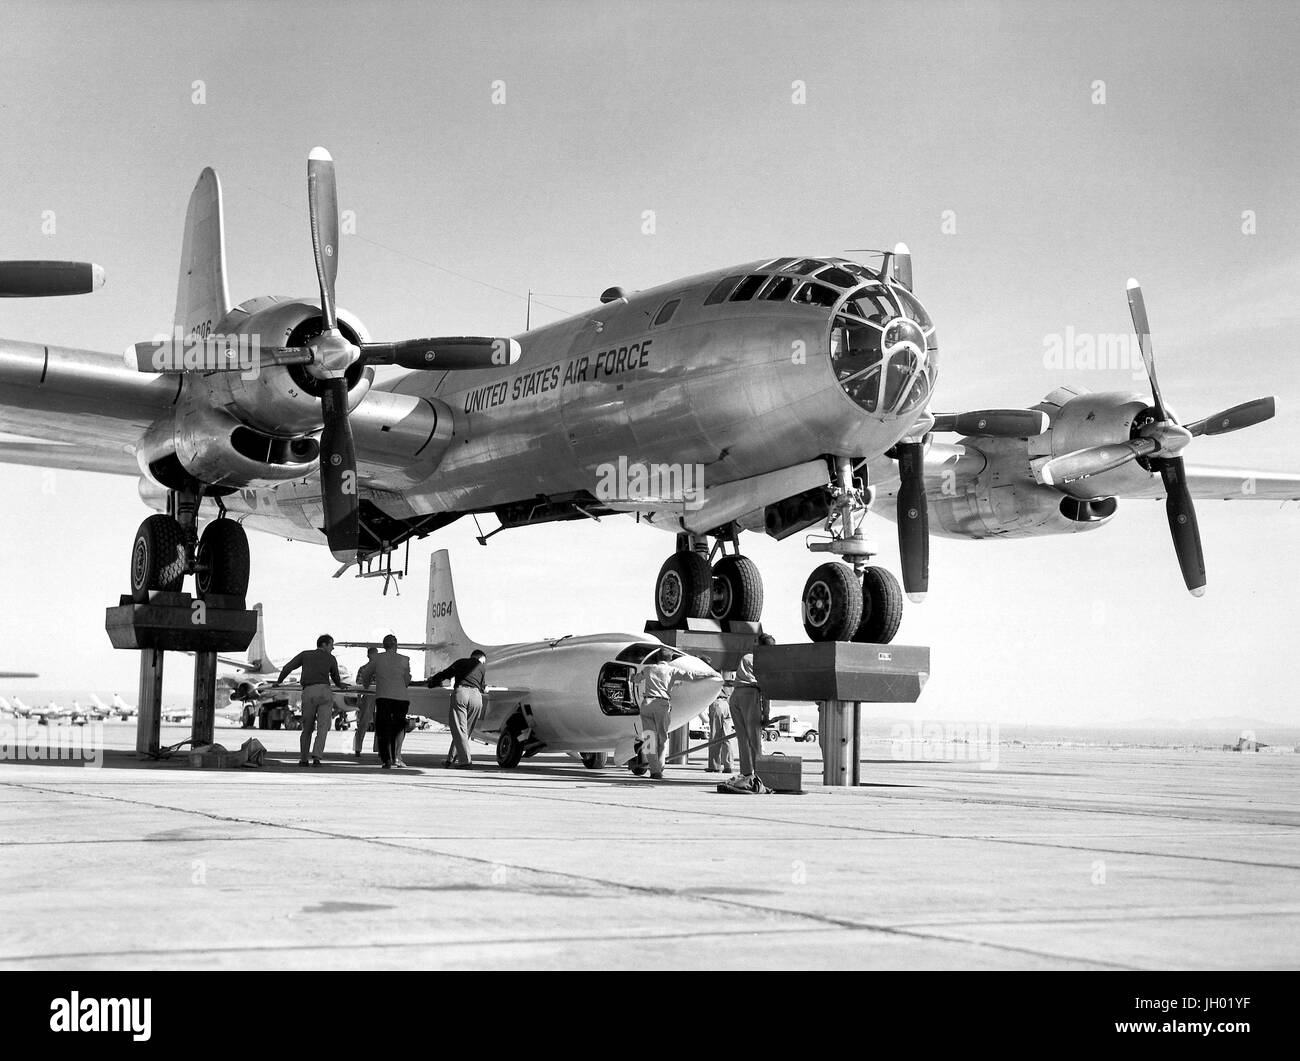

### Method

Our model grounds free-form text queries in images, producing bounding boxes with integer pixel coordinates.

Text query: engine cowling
[1027,385,1162,499]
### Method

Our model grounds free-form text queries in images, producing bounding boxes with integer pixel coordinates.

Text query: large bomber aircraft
[0,150,1296,643]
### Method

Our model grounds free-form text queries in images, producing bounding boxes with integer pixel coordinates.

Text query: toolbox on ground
[755,753,803,794]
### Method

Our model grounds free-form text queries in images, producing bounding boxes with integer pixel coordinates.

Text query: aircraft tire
[654,552,712,626]
[129,515,186,603]
[195,520,250,602]
[497,730,525,769]
[854,567,903,645]
[581,752,607,769]
[709,555,764,622]
[801,562,863,642]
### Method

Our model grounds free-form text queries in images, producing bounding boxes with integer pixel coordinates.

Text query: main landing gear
[649,456,905,645]
[128,485,250,604]
[653,526,763,627]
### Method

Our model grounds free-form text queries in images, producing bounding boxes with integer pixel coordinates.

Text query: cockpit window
[840,261,882,282]
[893,288,933,329]
[704,275,743,306]
[830,307,934,416]
[763,257,797,271]
[816,266,857,289]
[787,259,826,275]
[760,275,796,301]
[615,643,665,664]
[844,287,894,324]
[728,274,767,302]
[793,282,839,308]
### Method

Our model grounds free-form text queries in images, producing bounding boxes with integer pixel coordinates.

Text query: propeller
[931,409,1049,438]
[1038,280,1277,596]
[131,147,522,562]
[894,440,929,602]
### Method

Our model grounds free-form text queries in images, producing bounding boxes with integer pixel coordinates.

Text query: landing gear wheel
[854,567,904,645]
[709,555,764,622]
[628,763,648,777]
[581,752,607,770]
[241,706,255,729]
[801,562,864,642]
[654,553,712,627]
[195,520,250,601]
[496,729,525,769]
[129,515,186,603]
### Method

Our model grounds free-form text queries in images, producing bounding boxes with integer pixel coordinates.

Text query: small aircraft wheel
[581,752,607,770]
[801,562,863,642]
[195,520,250,602]
[129,515,186,603]
[497,729,525,769]
[854,567,903,645]
[655,553,712,627]
[709,555,764,622]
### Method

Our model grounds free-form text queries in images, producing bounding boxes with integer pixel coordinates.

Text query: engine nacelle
[194,296,374,435]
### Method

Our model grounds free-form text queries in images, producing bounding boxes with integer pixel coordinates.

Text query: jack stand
[106,592,257,758]
[754,641,930,787]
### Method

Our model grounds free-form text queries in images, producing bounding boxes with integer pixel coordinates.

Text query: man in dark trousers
[275,634,348,767]
[723,633,776,793]
[353,646,379,758]
[428,649,486,769]
[369,635,412,770]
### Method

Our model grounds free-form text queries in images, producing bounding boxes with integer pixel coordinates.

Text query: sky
[0,0,1297,724]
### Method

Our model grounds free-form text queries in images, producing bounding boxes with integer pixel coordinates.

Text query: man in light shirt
[368,634,412,769]
[275,634,348,767]
[353,646,378,758]
[723,633,776,794]
[634,648,717,780]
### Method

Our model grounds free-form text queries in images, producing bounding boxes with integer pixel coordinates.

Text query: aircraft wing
[1119,465,1300,501]
[0,341,181,475]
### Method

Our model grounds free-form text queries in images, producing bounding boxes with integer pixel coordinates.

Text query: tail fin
[247,603,270,671]
[425,550,476,677]
[174,167,231,339]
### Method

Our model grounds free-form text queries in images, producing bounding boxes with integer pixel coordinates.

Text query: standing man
[635,648,718,780]
[353,647,379,758]
[276,634,348,767]
[370,635,412,769]
[428,649,486,769]
[706,673,734,775]
[724,633,776,794]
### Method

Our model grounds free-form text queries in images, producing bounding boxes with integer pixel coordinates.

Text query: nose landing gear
[801,457,904,644]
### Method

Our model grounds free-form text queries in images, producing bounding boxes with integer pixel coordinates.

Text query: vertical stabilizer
[247,603,271,672]
[174,167,231,338]
[425,550,477,677]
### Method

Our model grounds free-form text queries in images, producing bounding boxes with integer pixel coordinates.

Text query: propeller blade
[894,440,929,602]
[307,147,340,332]
[1157,456,1206,596]
[1186,396,1276,437]
[1039,438,1160,486]
[318,377,359,562]
[130,339,314,373]
[1125,279,1169,422]
[891,242,913,291]
[0,260,104,298]
[361,336,522,371]
[931,409,1049,437]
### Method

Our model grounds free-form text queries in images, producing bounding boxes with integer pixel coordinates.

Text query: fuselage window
[653,298,680,326]
[704,275,743,305]
[728,274,767,302]
[793,282,839,308]
[761,275,796,301]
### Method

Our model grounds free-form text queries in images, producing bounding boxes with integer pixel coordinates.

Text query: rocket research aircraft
[0,147,1296,643]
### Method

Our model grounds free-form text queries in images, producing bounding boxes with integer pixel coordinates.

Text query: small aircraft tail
[90,693,110,712]
[247,603,270,671]
[173,167,231,339]
[425,550,479,678]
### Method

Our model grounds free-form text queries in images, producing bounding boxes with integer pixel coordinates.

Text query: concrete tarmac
[0,722,1296,969]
